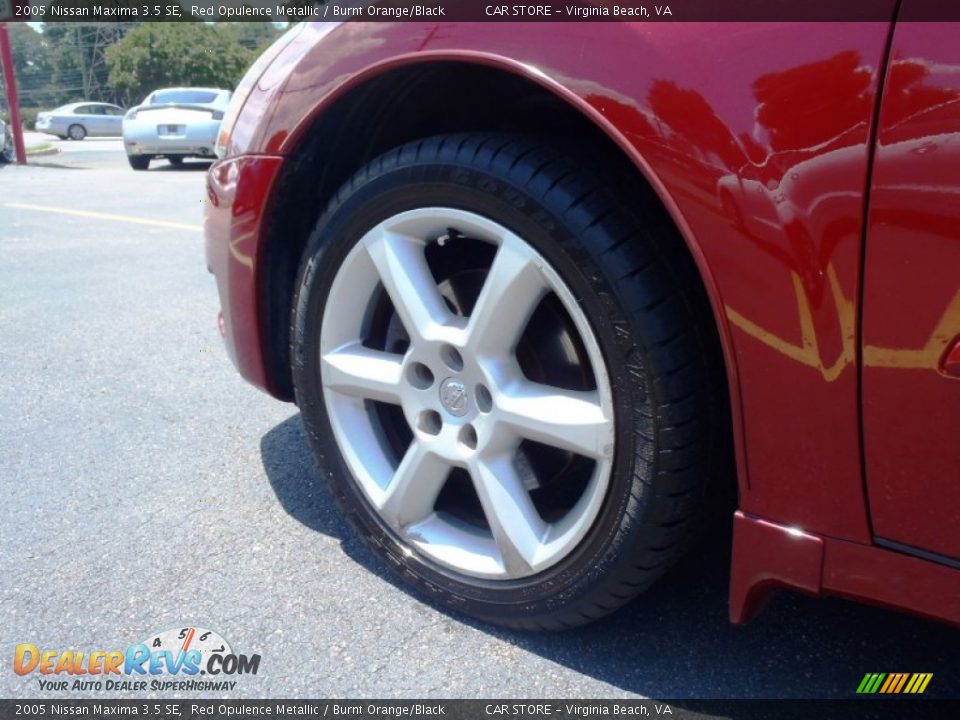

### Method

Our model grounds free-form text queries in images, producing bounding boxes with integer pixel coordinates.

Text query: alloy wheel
[319,207,615,580]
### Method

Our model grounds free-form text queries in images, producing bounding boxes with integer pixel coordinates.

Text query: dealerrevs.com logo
[13,627,260,692]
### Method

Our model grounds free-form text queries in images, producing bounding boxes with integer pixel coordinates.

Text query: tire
[291,133,722,630]
[67,124,86,141]
[127,155,150,171]
[168,156,184,167]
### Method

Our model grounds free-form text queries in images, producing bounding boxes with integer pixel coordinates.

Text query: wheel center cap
[439,377,470,417]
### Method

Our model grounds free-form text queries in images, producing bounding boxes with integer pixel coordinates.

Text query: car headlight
[215,22,306,159]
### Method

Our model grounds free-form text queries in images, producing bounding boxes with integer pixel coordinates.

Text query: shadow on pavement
[9,158,84,169]
[152,160,214,172]
[261,414,960,700]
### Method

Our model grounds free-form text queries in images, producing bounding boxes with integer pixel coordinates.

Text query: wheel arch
[258,54,745,494]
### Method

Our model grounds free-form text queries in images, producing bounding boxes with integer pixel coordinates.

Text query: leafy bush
[0,107,44,131]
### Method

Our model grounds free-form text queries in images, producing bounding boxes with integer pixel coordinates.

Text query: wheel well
[259,61,728,451]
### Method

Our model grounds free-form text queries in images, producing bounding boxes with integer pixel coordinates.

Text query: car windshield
[150,90,219,105]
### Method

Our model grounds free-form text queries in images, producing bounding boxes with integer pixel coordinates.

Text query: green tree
[105,23,254,104]
[2,24,57,109]
[41,22,141,105]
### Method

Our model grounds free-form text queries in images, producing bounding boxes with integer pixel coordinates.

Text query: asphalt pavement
[1,139,958,702]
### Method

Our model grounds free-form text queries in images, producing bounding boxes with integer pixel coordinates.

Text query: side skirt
[730,511,960,627]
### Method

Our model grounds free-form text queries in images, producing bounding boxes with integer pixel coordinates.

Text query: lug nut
[440,344,464,372]
[407,362,434,389]
[475,384,492,413]
[458,424,478,450]
[417,410,442,436]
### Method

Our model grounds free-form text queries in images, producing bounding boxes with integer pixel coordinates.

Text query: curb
[26,145,61,157]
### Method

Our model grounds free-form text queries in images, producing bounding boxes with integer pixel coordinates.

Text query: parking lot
[2,138,959,701]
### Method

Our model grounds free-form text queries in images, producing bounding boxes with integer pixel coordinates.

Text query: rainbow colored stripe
[857,673,933,694]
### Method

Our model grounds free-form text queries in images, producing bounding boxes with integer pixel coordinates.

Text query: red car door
[862,9,960,563]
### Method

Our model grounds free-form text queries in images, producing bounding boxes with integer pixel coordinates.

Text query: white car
[34,102,125,140]
[122,87,231,170]
[0,118,12,162]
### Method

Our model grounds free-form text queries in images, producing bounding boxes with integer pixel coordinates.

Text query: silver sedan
[34,102,125,140]
[122,88,231,171]
[1,118,12,162]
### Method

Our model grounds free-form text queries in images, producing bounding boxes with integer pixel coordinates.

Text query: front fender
[241,18,895,555]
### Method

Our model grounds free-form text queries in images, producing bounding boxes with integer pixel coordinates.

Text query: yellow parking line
[4,202,203,232]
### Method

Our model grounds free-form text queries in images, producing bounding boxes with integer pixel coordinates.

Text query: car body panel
[34,102,124,137]
[732,511,960,625]
[204,154,285,390]
[123,88,229,159]
[205,15,960,626]
[861,20,960,563]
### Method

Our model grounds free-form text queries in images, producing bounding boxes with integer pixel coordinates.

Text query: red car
[205,13,960,630]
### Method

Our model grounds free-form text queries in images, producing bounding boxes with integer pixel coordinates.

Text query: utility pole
[0,22,27,164]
